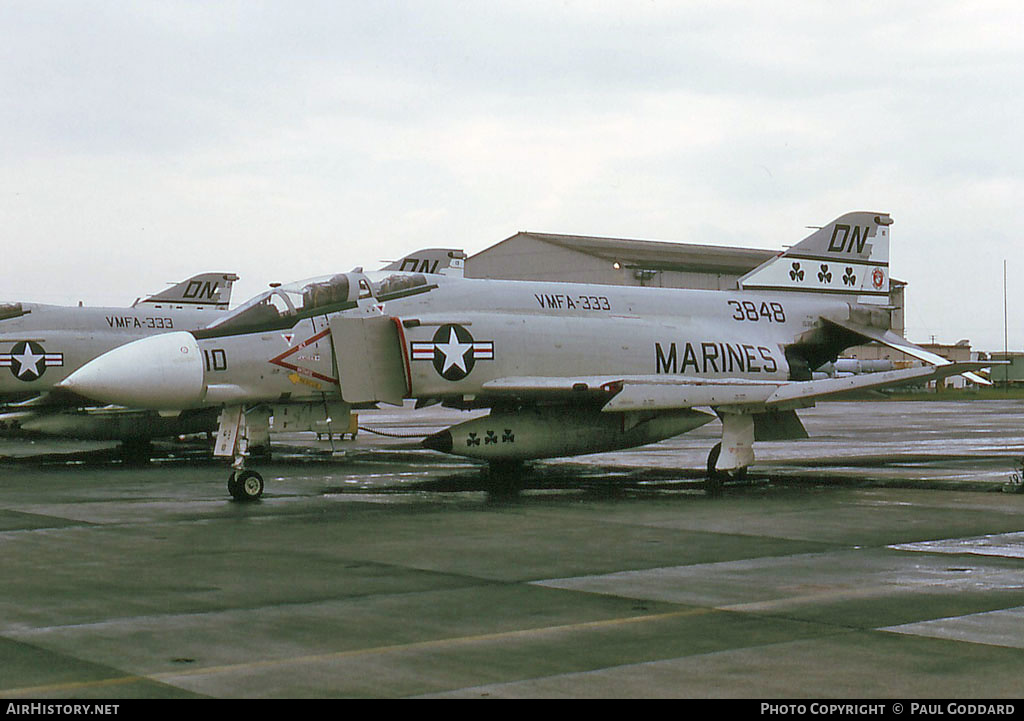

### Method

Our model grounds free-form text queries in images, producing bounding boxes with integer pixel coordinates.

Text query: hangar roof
[469,231,906,285]
[475,231,780,275]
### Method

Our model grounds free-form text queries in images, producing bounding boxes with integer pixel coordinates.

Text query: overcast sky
[2,1,1022,350]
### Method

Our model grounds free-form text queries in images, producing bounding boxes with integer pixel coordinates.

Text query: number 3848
[728,300,786,323]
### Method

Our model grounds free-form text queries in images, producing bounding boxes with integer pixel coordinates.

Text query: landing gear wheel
[705,442,749,496]
[488,459,524,476]
[486,460,525,497]
[705,443,725,496]
[228,469,264,501]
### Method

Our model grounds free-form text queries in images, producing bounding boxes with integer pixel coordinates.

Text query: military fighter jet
[0,272,237,444]
[58,214,989,500]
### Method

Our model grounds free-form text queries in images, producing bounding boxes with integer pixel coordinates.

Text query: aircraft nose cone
[59,331,207,410]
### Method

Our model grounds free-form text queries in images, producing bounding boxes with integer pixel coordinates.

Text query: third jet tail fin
[738,212,892,303]
[134,273,239,309]
[381,249,466,277]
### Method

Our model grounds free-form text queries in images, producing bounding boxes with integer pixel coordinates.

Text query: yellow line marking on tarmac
[0,607,713,697]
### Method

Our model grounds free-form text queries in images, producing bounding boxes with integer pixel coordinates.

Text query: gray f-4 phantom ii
[59,213,990,499]
[0,272,237,443]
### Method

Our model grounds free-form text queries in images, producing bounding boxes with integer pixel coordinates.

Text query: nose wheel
[228,469,264,501]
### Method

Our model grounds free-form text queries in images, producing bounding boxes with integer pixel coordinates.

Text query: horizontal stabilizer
[824,317,994,386]
[762,362,993,408]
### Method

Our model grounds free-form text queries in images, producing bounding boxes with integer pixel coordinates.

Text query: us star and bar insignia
[411,324,494,381]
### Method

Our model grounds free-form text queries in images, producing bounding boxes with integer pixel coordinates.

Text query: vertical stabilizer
[135,273,238,309]
[381,249,466,277]
[738,212,892,302]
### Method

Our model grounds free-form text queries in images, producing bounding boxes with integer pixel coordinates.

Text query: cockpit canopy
[300,274,370,310]
[202,271,431,335]
[0,302,28,322]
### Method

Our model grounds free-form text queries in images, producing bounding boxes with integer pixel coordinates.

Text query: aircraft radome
[58,215,991,500]
[0,272,237,448]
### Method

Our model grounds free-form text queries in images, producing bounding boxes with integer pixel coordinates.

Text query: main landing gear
[485,459,526,497]
[704,442,748,496]
[705,413,755,496]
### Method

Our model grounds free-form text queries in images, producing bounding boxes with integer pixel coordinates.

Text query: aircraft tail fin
[738,212,892,303]
[134,273,239,309]
[381,249,466,277]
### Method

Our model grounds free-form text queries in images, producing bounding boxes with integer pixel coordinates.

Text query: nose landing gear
[228,468,265,501]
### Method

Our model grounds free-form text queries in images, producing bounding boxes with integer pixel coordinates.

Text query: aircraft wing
[481,375,783,407]
[480,362,993,414]
[0,388,92,411]
[0,393,115,426]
